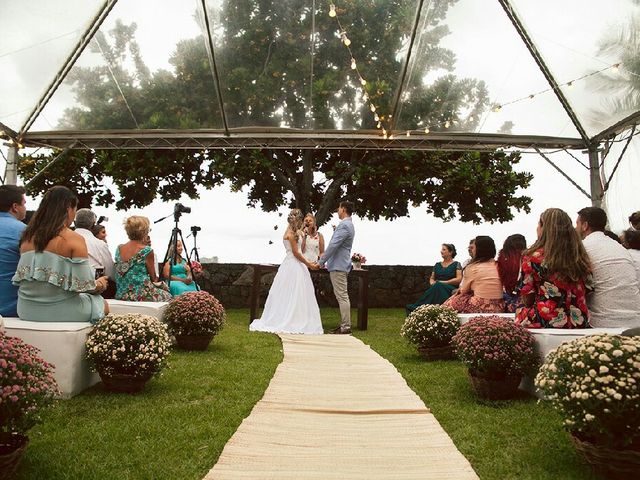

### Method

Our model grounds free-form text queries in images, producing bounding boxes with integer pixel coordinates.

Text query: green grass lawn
[16,309,595,479]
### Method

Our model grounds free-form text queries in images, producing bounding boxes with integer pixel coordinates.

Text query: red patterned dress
[515,248,590,328]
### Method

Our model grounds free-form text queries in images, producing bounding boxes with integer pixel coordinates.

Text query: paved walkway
[204,334,478,479]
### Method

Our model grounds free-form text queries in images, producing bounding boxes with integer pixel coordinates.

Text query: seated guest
[0,185,27,317]
[516,208,591,329]
[162,240,198,296]
[630,211,640,230]
[12,186,108,322]
[461,238,475,269]
[497,234,527,313]
[576,207,640,328]
[92,224,107,242]
[621,229,640,285]
[115,216,172,302]
[443,236,504,313]
[74,209,116,298]
[406,243,462,314]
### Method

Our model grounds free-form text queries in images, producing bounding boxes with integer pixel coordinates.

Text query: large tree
[20,0,532,224]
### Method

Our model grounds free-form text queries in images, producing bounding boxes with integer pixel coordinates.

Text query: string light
[492,62,622,112]
[329,3,336,17]
[424,127,430,134]
[444,120,450,128]
[350,58,357,69]
[406,131,411,137]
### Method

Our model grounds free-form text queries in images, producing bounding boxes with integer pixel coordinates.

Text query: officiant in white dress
[301,213,325,263]
[250,209,324,335]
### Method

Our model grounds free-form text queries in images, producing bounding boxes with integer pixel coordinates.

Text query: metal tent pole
[5,146,19,185]
[588,145,603,207]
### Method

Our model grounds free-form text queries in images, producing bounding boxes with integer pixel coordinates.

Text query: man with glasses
[0,185,27,316]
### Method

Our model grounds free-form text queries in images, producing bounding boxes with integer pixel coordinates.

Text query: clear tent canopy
[1,0,639,221]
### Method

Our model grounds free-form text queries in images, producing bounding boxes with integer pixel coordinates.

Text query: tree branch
[315,151,360,225]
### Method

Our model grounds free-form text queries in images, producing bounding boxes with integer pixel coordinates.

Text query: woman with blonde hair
[114,216,171,302]
[515,208,591,328]
[301,213,325,263]
[250,208,323,334]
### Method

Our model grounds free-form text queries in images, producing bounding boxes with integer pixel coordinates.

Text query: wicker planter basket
[417,344,456,361]
[0,432,28,480]
[175,333,214,351]
[571,434,640,480]
[98,371,153,393]
[467,369,522,400]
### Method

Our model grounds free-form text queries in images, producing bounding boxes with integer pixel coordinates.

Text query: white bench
[2,318,99,399]
[107,300,168,321]
[456,313,627,397]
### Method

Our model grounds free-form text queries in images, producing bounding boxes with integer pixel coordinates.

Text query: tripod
[189,226,201,262]
[157,213,200,292]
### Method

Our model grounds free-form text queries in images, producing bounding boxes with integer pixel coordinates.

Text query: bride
[250,209,324,334]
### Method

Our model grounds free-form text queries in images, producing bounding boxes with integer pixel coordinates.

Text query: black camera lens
[191,226,201,232]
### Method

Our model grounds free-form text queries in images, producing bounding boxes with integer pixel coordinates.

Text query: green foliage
[20,1,532,224]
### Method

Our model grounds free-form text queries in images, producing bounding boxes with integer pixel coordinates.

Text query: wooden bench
[2,317,99,399]
[457,313,627,397]
[107,300,168,321]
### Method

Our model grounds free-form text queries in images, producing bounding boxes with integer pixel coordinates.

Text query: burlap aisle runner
[204,334,478,479]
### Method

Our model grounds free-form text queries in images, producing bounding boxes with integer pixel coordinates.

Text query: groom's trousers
[329,271,351,329]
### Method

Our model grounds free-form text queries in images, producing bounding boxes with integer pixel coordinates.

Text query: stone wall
[194,263,433,308]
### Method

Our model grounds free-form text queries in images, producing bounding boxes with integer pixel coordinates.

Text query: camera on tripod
[191,226,201,234]
[173,202,191,221]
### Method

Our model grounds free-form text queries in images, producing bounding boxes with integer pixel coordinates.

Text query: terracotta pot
[98,370,153,393]
[417,343,456,361]
[467,369,522,400]
[175,333,214,351]
[0,432,28,480]
[571,433,640,480]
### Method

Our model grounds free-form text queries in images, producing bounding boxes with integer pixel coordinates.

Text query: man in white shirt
[75,208,116,298]
[576,207,640,328]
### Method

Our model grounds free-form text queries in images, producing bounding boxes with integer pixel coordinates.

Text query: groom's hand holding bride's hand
[309,262,320,270]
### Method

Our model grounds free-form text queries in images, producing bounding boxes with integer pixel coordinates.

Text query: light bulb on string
[406,131,411,137]
[343,35,351,46]
[493,105,501,112]
[376,122,381,128]
[374,114,379,121]
[329,4,336,17]
[370,104,376,112]
[389,134,394,139]
[360,78,366,86]
[424,127,430,134]
[444,120,450,128]
[351,58,357,70]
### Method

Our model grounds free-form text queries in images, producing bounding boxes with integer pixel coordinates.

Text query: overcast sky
[2,0,639,265]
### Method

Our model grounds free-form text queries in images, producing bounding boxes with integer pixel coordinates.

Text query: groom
[318,200,355,334]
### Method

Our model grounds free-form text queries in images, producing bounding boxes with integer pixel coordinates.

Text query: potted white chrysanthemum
[535,334,640,479]
[400,305,460,360]
[85,314,171,393]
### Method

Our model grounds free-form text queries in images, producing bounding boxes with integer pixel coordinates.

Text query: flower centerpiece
[535,334,640,478]
[400,305,459,360]
[1,332,60,476]
[351,252,366,269]
[452,315,538,400]
[189,260,203,275]
[85,314,171,393]
[163,291,226,351]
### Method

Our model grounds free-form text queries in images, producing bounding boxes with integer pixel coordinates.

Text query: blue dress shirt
[0,212,26,316]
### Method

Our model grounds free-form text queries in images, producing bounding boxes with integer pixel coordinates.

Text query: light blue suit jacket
[319,217,355,272]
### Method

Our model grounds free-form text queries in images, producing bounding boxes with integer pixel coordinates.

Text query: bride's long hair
[287,209,303,239]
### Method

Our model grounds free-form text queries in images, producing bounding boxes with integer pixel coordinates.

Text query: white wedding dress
[250,239,323,334]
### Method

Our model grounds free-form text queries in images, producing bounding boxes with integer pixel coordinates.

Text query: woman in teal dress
[406,243,462,315]
[162,240,198,296]
[115,216,172,302]
[12,186,109,323]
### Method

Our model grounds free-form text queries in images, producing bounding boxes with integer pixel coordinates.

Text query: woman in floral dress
[515,208,592,328]
[115,216,172,302]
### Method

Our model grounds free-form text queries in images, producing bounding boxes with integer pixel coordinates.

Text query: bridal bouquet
[351,253,367,264]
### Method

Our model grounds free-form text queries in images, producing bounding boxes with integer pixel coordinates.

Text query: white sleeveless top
[302,233,321,262]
